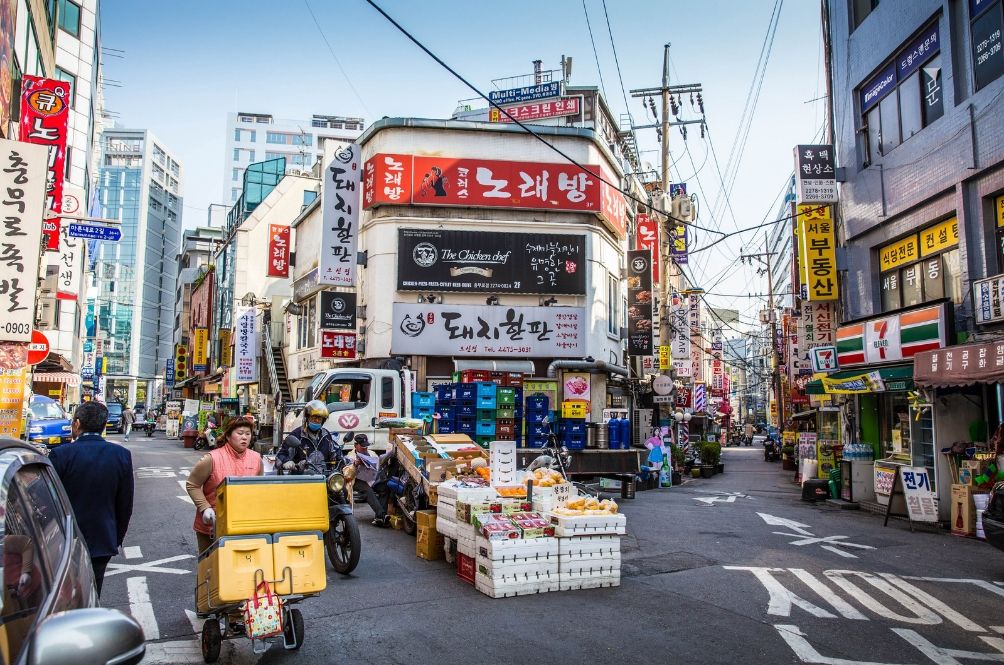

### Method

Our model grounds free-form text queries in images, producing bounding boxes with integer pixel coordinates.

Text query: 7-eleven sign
[810,345,839,373]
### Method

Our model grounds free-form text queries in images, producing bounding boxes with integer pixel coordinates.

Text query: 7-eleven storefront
[810,301,956,518]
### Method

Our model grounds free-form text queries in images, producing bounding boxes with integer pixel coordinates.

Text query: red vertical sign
[267,223,290,277]
[19,76,70,251]
[635,213,660,283]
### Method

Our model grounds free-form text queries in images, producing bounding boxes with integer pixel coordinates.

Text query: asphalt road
[98,434,1004,664]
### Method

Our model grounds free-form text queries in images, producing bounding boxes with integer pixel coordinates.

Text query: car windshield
[29,403,65,420]
[107,403,123,415]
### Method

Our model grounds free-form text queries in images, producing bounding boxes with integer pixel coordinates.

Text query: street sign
[68,223,121,242]
[652,395,674,403]
[810,345,839,373]
[27,329,50,366]
[652,375,673,395]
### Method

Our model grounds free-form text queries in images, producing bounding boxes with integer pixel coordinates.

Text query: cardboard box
[416,509,438,530]
[951,484,975,536]
[416,525,444,561]
[426,459,458,483]
[428,434,477,445]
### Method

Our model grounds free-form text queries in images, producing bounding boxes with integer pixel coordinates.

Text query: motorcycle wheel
[325,513,361,575]
[399,480,421,536]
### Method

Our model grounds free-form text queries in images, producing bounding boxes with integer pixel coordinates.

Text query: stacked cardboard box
[415,509,443,561]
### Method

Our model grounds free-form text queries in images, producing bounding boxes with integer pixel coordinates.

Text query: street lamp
[673,409,692,456]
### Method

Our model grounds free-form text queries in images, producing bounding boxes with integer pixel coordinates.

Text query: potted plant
[700,441,721,478]
[670,445,685,486]
[781,445,796,471]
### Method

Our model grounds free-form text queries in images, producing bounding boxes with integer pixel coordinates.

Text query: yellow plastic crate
[561,401,588,419]
[196,535,273,613]
[272,531,327,596]
[216,476,328,537]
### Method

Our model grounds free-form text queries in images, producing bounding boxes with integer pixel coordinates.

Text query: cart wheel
[284,608,304,650]
[201,619,222,663]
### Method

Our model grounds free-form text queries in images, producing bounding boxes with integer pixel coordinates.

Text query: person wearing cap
[185,417,262,553]
[346,433,393,527]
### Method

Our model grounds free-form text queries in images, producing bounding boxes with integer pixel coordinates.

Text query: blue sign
[897,22,940,81]
[165,358,175,386]
[972,0,995,17]
[81,366,94,380]
[488,81,561,105]
[860,62,897,113]
[83,341,93,353]
[68,223,121,242]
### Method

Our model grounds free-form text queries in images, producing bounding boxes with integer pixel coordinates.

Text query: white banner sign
[391,303,584,357]
[320,143,361,287]
[975,274,1004,325]
[899,466,939,523]
[670,296,690,362]
[234,306,258,383]
[0,140,47,341]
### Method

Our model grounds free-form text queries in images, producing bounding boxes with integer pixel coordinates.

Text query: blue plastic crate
[412,392,436,409]
[526,434,548,448]
[413,406,435,418]
[476,421,496,436]
[476,382,497,398]
[477,395,497,409]
[434,384,455,401]
[562,420,586,436]
[563,431,587,447]
[436,406,456,420]
[456,383,477,400]
[437,420,455,434]
[524,411,548,425]
[529,423,550,437]
[526,394,549,411]
[513,387,523,401]
[456,401,476,418]
[456,419,476,434]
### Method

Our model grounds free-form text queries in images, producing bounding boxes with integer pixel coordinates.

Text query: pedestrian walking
[185,417,263,554]
[48,401,134,595]
[121,405,136,441]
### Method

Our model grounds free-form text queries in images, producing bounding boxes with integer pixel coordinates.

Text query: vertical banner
[671,221,688,265]
[192,328,209,372]
[19,75,70,251]
[670,293,691,377]
[626,249,653,356]
[320,143,361,286]
[635,213,660,282]
[235,306,258,383]
[0,139,47,341]
[688,292,703,382]
[56,183,86,301]
[797,204,839,301]
[219,329,233,367]
[267,223,291,277]
[165,358,175,387]
[0,0,16,138]
[0,366,26,439]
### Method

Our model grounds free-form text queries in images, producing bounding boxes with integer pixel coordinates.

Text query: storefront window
[879,392,911,461]
[878,220,961,311]
[995,194,1004,271]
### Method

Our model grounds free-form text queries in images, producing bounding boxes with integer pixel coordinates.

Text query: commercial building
[223,111,363,206]
[173,225,224,372]
[89,128,183,407]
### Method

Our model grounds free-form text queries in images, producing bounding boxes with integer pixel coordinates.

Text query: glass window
[880,392,911,460]
[15,467,67,579]
[853,0,879,29]
[922,54,944,124]
[54,67,75,109]
[381,377,395,409]
[900,263,923,306]
[943,248,963,304]
[899,71,922,140]
[319,378,370,409]
[233,128,241,141]
[865,106,881,165]
[971,1,1004,90]
[232,148,240,161]
[58,0,81,37]
[607,272,618,335]
[232,168,239,182]
[878,93,900,154]
[0,483,50,664]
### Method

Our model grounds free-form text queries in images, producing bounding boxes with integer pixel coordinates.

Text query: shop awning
[791,410,817,420]
[914,341,1004,387]
[806,364,913,395]
[31,372,81,387]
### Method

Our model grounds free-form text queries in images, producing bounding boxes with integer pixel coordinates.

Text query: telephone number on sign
[2,322,30,336]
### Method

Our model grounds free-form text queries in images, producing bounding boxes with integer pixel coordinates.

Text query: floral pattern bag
[243,580,283,639]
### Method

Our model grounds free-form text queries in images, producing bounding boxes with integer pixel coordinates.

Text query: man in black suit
[49,401,134,595]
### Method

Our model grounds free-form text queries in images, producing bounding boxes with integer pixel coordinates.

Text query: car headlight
[61,425,71,431]
[29,426,42,434]
[327,473,345,493]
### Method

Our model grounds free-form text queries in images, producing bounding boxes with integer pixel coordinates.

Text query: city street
[98,436,1004,665]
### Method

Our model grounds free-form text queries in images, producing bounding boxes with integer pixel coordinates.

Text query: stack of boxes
[411,391,436,420]
[475,382,497,447]
[434,480,498,583]
[558,400,588,450]
[415,509,443,561]
[524,394,550,448]
[196,476,328,614]
[430,373,526,448]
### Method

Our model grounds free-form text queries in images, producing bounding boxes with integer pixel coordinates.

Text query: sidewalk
[706,446,802,497]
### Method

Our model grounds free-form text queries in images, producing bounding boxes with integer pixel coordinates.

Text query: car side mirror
[27,608,145,665]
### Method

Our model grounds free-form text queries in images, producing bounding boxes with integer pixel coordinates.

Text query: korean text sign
[0,140,47,342]
[192,328,209,372]
[626,249,653,356]
[797,204,839,301]
[491,97,580,123]
[234,306,258,383]
[899,466,938,522]
[391,303,583,357]
[670,293,691,374]
[321,330,357,359]
[267,224,291,277]
[19,76,70,251]
[635,213,660,283]
[794,144,836,204]
[320,144,361,287]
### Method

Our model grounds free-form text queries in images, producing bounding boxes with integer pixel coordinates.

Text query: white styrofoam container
[437,517,458,540]
[476,554,559,580]
[558,534,621,558]
[455,521,477,541]
[436,483,498,503]
[475,536,558,562]
[475,573,559,598]
[457,535,477,558]
[549,512,626,537]
[437,496,457,512]
[558,576,620,591]
[559,560,620,576]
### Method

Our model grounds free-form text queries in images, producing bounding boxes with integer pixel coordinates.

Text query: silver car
[0,437,145,665]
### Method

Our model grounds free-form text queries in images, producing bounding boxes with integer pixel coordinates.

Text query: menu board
[626,249,654,356]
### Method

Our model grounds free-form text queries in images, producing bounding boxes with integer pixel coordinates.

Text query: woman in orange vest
[185,416,262,553]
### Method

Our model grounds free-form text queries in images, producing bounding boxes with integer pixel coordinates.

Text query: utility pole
[629,44,704,385]
[740,234,782,431]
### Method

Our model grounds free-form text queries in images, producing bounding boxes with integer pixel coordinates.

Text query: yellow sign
[919,218,958,257]
[658,345,670,370]
[193,328,209,368]
[879,235,919,272]
[821,370,885,394]
[0,368,27,439]
[997,195,1004,228]
[219,329,233,367]
[797,205,838,301]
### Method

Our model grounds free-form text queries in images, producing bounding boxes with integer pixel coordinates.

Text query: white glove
[282,461,296,471]
[202,508,216,525]
[17,573,30,592]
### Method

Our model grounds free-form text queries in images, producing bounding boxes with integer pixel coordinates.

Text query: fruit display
[550,496,618,516]
[509,512,556,538]
[495,485,527,498]
[531,468,565,487]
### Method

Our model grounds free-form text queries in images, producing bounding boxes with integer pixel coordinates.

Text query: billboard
[320,143,361,287]
[626,249,653,356]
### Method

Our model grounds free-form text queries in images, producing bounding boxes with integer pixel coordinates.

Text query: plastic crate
[477,395,497,409]
[525,435,548,448]
[562,420,587,436]
[497,386,517,403]
[524,410,548,425]
[497,422,515,438]
[456,402,477,418]
[475,435,494,448]
[437,420,456,434]
[461,370,492,384]
[496,407,515,420]
[456,419,476,434]
[413,406,435,418]
[436,406,456,420]
[528,423,550,437]
[563,432,587,449]
[495,432,515,441]
[476,408,496,422]
[476,382,497,398]
[526,394,549,411]
[476,421,497,436]
[412,392,436,409]
[502,372,524,387]
[456,383,477,400]
[434,384,456,401]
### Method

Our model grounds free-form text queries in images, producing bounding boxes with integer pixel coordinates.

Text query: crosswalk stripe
[126,577,160,640]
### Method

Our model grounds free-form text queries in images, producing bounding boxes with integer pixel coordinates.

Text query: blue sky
[101,0,825,321]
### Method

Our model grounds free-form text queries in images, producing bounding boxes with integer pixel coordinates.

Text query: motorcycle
[383,452,424,536]
[139,418,157,437]
[763,437,781,462]
[193,425,218,451]
[280,435,361,575]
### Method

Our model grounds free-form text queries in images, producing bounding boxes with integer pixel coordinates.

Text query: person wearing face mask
[276,400,337,474]
[185,416,263,554]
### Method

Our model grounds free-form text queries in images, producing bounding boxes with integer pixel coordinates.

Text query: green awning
[806,364,914,395]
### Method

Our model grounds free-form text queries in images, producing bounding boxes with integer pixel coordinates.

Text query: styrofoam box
[457,535,477,558]
[436,482,498,503]
[476,535,558,562]
[475,573,559,599]
[437,517,458,540]
[560,568,621,583]
[558,576,620,591]
[549,513,626,537]
[437,496,457,512]
[558,534,621,559]
[559,560,620,576]
[476,554,558,580]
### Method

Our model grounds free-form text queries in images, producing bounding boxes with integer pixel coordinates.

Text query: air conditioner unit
[672,196,694,221]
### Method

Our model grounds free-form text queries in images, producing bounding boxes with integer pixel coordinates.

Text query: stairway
[271,346,292,403]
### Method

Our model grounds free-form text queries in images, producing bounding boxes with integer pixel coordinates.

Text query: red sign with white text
[267,224,290,277]
[491,96,581,123]
[635,213,660,282]
[19,76,70,252]
[321,330,357,359]
[363,154,626,238]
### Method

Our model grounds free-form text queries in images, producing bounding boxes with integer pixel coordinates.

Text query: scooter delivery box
[197,534,273,613]
[215,475,328,537]
[271,531,327,595]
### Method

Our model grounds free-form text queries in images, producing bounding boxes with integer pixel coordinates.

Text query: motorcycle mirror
[342,431,355,444]
[284,434,302,448]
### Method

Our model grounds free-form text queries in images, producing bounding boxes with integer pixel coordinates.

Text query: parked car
[0,437,146,664]
[985,481,1004,552]
[25,394,72,448]
[105,401,124,433]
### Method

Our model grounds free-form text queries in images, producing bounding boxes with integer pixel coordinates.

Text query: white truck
[280,368,416,451]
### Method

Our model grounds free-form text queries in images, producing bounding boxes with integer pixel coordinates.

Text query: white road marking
[136,466,178,478]
[787,569,868,620]
[694,495,737,505]
[142,639,203,664]
[821,545,859,558]
[779,534,875,551]
[758,513,813,536]
[106,554,194,577]
[775,624,912,665]
[905,577,1004,600]
[823,570,940,626]
[177,479,193,505]
[123,546,142,559]
[891,628,1004,663]
[127,576,160,640]
[185,609,202,634]
[881,574,985,633]
[723,567,836,618]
